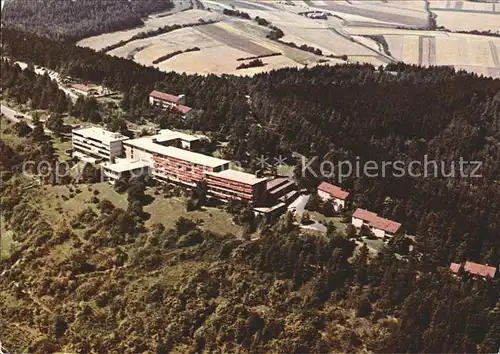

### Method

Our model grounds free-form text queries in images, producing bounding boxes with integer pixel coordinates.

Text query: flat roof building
[72,127,128,162]
[152,129,201,150]
[205,169,268,204]
[102,159,149,183]
[124,136,230,188]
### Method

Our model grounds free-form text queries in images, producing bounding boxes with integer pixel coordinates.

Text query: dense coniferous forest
[0,28,499,352]
[1,0,174,41]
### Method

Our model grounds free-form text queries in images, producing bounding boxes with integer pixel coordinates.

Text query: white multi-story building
[72,127,129,162]
[102,159,150,183]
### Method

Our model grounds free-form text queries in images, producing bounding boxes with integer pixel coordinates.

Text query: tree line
[1,0,174,41]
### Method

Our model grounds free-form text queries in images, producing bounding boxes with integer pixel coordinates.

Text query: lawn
[42,182,242,237]
[144,195,242,236]
[51,136,72,161]
[309,212,348,233]
[1,216,15,259]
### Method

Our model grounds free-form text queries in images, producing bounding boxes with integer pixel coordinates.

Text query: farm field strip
[402,35,420,64]
[348,55,389,67]
[77,9,218,51]
[385,34,404,59]
[196,23,274,56]
[419,36,436,66]
[307,0,428,27]
[107,27,218,60]
[281,28,376,56]
[429,0,498,12]
[490,41,500,67]
[432,10,500,31]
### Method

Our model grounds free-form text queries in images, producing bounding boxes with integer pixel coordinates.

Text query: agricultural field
[305,0,429,27]
[432,11,500,32]
[428,0,499,12]
[346,27,500,78]
[76,0,500,78]
[77,9,220,51]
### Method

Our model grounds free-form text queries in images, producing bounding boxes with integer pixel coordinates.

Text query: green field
[1,216,15,259]
[42,182,243,237]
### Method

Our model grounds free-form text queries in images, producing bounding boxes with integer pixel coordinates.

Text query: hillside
[1,26,500,353]
[0,0,175,41]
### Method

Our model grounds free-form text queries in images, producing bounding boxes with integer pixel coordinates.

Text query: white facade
[352,216,364,229]
[102,160,149,183]
[149,96,175,108]
[72,127,128,162]
[318,189,346,211]
[351,216,396,239]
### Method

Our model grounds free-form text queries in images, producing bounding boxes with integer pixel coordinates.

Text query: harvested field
[77,9,219,51]
[456,65,500,79]
[432,10,500,32]
[384,35,404,59]
[156,45,304,75]
[419,36,436,66]
[402,35,420,64]
[196,23,274,56]
[281,28,375,56]
[429,0,499,12]
[348,55,389,66]
[307,0,428,27]
[352,35,381,52]
[107,27,215,60]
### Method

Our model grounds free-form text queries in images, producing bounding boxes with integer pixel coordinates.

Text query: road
[14,61,78,102]
[1,104,30,124]
[1,104,52,134]
[288,194,328,233]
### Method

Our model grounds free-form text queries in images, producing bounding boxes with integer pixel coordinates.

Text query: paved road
[288,194,309,215]
[287,194,328,232]
[1,104,52,134]
[15,61,78,102]
[1,104,30,124]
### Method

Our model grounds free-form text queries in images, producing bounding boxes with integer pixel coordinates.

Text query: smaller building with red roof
[352,207,402,238]
[317,181,350,211]
[71,83,97,96]
[450,261,496,279]
[449,262,461,274]
[149,90,194,118]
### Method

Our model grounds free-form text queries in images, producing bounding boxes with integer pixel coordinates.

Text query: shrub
[356,297,372,317]
[176,230,204,248]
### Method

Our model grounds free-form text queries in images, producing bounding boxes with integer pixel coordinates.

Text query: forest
[0,27,499,353]
[0,0,174,41]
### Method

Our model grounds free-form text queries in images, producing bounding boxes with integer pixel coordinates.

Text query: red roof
[318,181,350,200]
[449,263,461,273]
[464,261,496,278]
[72,83,92,92]
[176,104,192,114]
[352,208,401,234]
[150,90,180,103]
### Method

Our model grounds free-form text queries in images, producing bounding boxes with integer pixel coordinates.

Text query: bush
[356,297,372,317]
[176,230,204,248]
[90,196,99,204]
[98,199,115,214]
[236,59,265,70]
